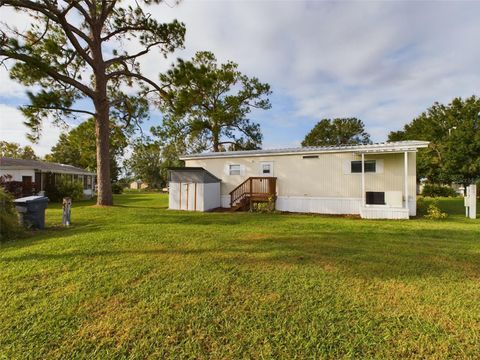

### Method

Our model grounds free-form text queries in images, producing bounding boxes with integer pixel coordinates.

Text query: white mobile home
[0,157,96,198]
[169,141,429,219]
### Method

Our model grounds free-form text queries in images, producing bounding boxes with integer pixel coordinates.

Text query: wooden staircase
[229,177,277,212]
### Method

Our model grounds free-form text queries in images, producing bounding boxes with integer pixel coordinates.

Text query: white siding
[276,196,362,214]
[185,152,417,201]
[221,195,230,208]
[0,169,35,181]
[360,206,409,219]
[203,183,221,211]
[169,182,180,209]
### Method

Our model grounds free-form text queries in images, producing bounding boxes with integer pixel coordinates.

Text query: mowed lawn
[1,194,479,359]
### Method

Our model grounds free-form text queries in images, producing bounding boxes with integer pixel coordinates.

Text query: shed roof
[168,167,221,183]
[180,141,430,160]
[0,157,95,175]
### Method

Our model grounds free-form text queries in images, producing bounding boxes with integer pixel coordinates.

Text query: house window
[351,160,376,173]
[303,155,319,159]
[85,176,92,189]
[262,163,271,175]
[229,164,241,175]
[366,191,385,205]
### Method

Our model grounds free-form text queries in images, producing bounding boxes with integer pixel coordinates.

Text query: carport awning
[168,167,221,183]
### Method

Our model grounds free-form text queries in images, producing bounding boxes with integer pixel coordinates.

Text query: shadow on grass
[2,226,480,281]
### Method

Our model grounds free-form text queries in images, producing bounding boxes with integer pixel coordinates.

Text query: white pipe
[361,153,365,206]
[404,151,409,210]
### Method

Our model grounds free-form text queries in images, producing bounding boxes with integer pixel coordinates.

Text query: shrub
[251,196,276,213]
[416,196,434,217]
[45,177,84,202]
[424,203,448,220]
[111,182,123,194]
[0,187,23,241]
[422,184,458,197]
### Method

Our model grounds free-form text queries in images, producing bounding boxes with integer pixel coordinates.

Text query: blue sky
[1,0,480,156]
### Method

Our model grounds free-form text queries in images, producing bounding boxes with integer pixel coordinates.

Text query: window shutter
[376,159,384,174]
[343,160,352,174]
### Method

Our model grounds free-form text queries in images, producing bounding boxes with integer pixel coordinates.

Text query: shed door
[180,183,198,211]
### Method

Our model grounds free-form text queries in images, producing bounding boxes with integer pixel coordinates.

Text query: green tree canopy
[45,118,127,182]
[388,96,480,185]
[302,118,371,147]
[125,138,183,188]
[156,51,271,153]
[0,141,37,160]
[0,0,185,205]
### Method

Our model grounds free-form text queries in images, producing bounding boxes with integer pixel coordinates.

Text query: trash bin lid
[13,195,49,205]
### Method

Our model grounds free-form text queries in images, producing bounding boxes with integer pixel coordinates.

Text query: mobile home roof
[180,141,430,160]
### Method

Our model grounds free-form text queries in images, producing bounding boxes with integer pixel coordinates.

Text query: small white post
[62,197,72,226]
[404,151,409,211]
[471,185,477,219]
[361,153,365,206]
[465,184,477,219]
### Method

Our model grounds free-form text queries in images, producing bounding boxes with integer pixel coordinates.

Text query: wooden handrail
[230,177,277,207]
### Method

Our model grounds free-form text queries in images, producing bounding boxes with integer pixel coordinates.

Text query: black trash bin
[13,196,49,230]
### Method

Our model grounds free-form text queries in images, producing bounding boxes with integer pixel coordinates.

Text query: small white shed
[168,167,221,211]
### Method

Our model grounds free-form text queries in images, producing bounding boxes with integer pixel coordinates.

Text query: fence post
[249,178,253,211]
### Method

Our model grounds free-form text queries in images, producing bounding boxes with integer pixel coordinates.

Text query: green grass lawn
[1,194,479,359]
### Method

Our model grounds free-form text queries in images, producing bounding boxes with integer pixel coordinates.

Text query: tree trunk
[91,19,113,206]
[212,127,220,152]
[94,98,113,206]
[93,60,113,205]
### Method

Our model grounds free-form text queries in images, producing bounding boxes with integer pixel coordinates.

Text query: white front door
[259,161,274,177]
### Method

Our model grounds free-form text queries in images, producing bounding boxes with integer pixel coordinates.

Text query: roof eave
[180,142,430,160]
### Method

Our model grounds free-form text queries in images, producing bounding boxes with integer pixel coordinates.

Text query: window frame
[351,160,376,173]
[261,163,271,175]
[229,164,241,176]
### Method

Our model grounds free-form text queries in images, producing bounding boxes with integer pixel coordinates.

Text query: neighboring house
[0,157,96,198]
[168,141,429,219]
[129,180,149,190]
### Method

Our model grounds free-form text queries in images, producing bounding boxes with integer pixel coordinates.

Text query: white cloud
[0,105,64,157]
[1,0,479,148]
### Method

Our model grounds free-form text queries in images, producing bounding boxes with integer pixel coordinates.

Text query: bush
[45,177,84,202]
[0,187,23,241]
[421,184,458,197]
[416,196,434,217]
[424,203,448,220]
[111,182,123,194]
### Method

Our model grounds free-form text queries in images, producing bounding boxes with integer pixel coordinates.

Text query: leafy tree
[388,96,480,186]
[0,0,185,205]
[156,51,271,153]
[125,137,183,188]
[0,141,37,159]
[302,118,371,147]
[45,118,127,181]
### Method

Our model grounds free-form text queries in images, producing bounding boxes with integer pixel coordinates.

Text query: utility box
[464,185,477,219]
[13,196,49,229]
